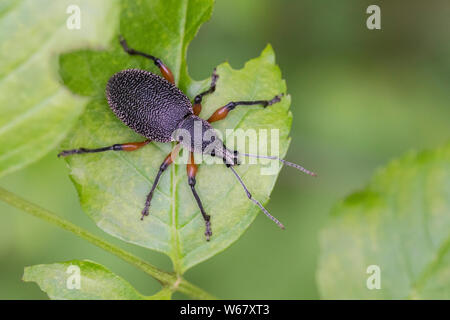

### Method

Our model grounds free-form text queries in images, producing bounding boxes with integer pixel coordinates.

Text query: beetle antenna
[228,165,285,229]
[241,153,317,177]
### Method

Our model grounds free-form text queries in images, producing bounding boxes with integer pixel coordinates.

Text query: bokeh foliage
[318,143,450,299]
[0,0,119,177]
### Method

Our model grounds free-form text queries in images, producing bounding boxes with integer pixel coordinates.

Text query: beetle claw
[58,150,76,157]
[141,208,149,220]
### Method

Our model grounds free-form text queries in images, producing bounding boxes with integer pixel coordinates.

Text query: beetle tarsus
[58,149,77,157]
[193,68,220,116]
[58,148,100,157]
[141,195,153,220]
[118,35,128,49]
[57,141,150,158]
[205,218,212,241]
[198,68,219,101]
[208,68,219,94]
[140,207,149,220]
[265,93,284,107]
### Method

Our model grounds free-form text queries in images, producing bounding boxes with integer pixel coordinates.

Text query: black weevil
[59,36,316,241]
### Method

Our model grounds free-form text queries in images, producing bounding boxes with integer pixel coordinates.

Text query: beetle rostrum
[58,36,316,241]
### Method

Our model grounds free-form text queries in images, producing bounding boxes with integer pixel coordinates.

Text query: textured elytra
[106,69,193,142]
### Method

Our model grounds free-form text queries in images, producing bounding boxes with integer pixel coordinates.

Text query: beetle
[58,36,316,241]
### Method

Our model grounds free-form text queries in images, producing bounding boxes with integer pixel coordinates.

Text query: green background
[1,0,450,299]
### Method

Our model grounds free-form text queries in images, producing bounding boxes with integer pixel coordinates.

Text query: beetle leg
[192,68,219,116]
[119,35,175,84]
[207,94,283,123]
[58,140,150,157]
[141,143,181,220]
[187,152,212,241]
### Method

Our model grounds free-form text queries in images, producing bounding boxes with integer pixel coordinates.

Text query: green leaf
[23,260,171,300]
[0,0,120,178]
[318,143,450,299]
[60,0,291,272]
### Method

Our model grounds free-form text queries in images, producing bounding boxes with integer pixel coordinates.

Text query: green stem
[0,187,215,300]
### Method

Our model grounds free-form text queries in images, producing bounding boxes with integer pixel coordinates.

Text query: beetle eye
[194,96,201,104]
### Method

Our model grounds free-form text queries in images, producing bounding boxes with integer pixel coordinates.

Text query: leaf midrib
[169,0,189,274]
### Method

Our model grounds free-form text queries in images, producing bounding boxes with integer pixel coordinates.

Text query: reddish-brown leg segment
[58,140,150,157]
[187,152,212,240]
[207,94,283,123]
[141,144,181,220]
[119,36,175,84]
[192,68,219,116]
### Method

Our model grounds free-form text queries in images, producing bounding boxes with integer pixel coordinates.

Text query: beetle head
[174,115,238,166]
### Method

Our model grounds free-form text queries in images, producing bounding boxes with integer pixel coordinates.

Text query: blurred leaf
[0,0,120,178]
[23,260,168,300]
[60,0,291,272]
[318,143,450,299]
